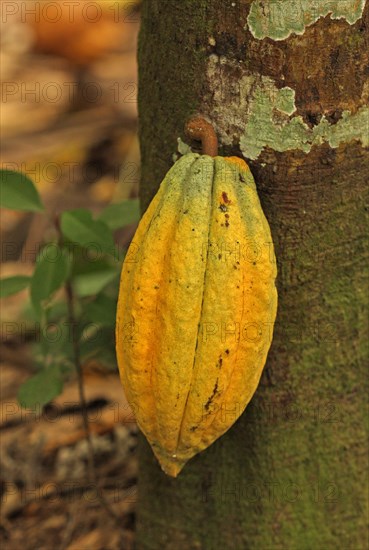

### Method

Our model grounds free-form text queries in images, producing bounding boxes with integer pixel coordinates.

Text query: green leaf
[98,199,140,231]
[80,325,117,370]
[73,268,119,297]
[31,310,74,370]
[45,301,69,322]
[61,209,115,256]
[0,170,44,212]
[18,366,63,409]
[83,293,117,327]
[30,245,71,312]
[0,275,31,298]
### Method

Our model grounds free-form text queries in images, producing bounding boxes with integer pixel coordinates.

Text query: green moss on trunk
[138,0,214,211]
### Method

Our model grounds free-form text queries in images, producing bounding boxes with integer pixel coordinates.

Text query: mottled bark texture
[136,1,368,548]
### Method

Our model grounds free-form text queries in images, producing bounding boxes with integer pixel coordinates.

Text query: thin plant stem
[55,215,123,527]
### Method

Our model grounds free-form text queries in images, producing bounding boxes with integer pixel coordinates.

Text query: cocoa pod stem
[185,116,218,157]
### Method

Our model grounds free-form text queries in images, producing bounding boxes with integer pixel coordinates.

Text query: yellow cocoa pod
[116,118,277,477]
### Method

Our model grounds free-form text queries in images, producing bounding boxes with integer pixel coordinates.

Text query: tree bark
[136,1,369,548]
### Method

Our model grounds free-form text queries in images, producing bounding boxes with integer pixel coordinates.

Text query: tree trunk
[136,1,369,548]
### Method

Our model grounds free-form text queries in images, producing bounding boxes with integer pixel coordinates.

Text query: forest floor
[1,5,140,549]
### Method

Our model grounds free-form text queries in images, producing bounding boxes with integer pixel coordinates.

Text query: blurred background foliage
[0,2,141,548]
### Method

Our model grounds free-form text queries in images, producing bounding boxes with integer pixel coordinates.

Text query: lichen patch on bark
[247,0,367,40]
[239,76,369,159]
[205,56,369,160]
